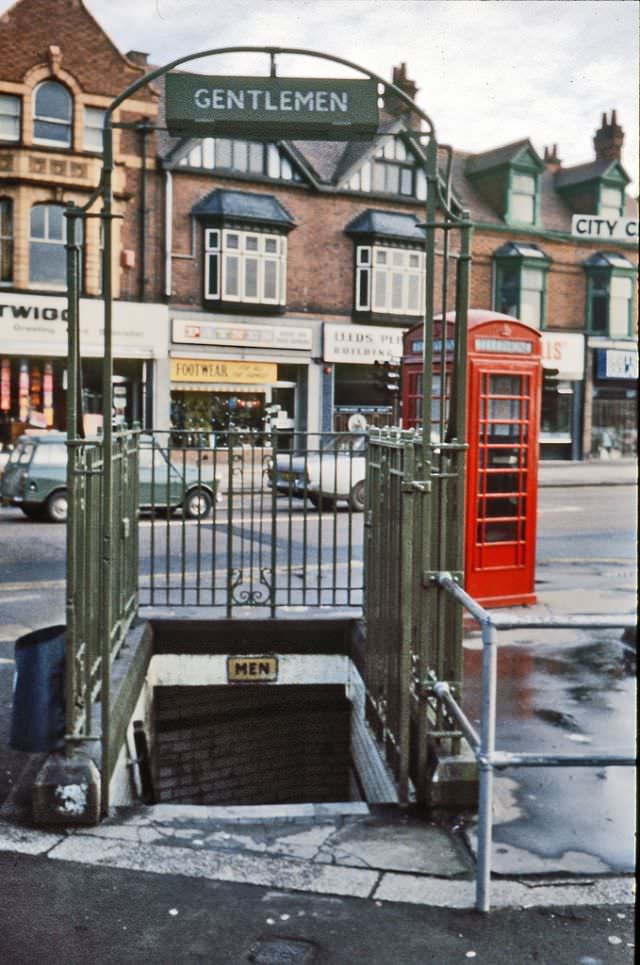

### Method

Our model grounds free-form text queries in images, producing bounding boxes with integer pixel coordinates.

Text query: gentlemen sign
[166,74,379,139]
[571,214,638,241]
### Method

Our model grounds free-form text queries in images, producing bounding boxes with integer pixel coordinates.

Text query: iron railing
[364,428,467,804]
[138,430,365,614]
[65,430,139,747]
[432,571,636,914]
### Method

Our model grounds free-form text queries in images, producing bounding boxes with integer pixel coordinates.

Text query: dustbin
[10,625,66,752]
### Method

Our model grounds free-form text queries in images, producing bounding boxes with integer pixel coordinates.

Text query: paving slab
[48,834,380,898]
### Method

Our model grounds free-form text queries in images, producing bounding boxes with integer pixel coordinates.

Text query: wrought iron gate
[138,430,365,615]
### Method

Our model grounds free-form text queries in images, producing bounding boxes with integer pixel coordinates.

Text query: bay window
[585,252,635,338]
[356,244,424,316]
[494,242,550,328]
[204,228,287,306]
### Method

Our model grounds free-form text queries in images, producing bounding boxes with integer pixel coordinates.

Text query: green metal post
[100,117,115,816]
[64,203,80,744]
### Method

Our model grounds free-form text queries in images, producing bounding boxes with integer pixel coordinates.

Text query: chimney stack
[126,50,150,68]
[593,110,624,162]
[543,144,562,171]
[384,63,421,130]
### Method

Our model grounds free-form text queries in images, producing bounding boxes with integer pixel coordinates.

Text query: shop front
[170,314,318,442]
[0,292,169,447]
[539,331,584,461]
[589,341,638,457]
[322,322,406,431]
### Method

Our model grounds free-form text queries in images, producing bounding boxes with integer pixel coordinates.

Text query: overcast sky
[8,0,640,192]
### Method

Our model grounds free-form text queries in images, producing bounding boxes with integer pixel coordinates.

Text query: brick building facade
[1,0,637,457]
[0,0,168,444]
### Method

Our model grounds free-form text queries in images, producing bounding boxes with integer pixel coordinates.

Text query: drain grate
[247,937,317,964]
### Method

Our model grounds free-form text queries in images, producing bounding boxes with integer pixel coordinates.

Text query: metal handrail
[432,571,636,913]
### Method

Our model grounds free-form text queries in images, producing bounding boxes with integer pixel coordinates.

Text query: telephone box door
[466,356,540,606]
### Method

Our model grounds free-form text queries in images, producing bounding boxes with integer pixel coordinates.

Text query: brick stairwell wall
[153,685,353,805]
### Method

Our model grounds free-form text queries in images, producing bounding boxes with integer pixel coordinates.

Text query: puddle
[462,629,636,872]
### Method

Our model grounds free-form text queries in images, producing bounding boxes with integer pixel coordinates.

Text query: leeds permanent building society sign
[166,74,379,139]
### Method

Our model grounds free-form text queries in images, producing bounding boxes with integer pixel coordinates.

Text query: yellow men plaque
[227,655,278,683]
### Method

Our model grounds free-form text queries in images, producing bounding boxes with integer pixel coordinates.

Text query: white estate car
[270,433,366,512]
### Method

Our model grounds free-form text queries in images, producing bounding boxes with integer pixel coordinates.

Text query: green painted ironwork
[63,44,470,815]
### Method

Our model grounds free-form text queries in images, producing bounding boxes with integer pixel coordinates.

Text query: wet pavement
[462,629,636,875]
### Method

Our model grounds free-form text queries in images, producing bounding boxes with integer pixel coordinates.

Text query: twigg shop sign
[166,74,379,140]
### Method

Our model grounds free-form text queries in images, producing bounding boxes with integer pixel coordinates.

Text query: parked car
[0,432,220,522]
[270,433,366,511]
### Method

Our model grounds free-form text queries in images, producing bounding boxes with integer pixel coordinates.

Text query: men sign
[166,74,379,140]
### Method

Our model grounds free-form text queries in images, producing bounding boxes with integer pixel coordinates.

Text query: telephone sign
[166,74,379,140]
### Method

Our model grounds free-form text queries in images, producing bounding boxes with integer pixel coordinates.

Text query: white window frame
[599,185,624,220]
[0,94,20,142]
[83,107,106,152]
[29,203,68,288]
[0,197,13,284]
[509,171,537,224]
[205,228,287,306]
[33,81,72,148]
[203,229,220,299]
[356,244,424,316]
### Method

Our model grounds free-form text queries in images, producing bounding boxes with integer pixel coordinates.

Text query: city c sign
[166,74,379,140]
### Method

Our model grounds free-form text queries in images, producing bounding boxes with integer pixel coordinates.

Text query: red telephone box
[402,310,542,607]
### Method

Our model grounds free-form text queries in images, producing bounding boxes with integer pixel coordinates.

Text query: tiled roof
[555,159,628,188]
[345,209,425,241]
[192,189,295,226]
[465,139,538,175]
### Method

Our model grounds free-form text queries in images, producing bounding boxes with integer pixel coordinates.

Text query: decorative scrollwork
[229,566,273,605]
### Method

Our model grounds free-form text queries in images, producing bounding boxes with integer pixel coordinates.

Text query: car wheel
[45,490,68,523]
[183,488,213,519]
[349,480,366,512]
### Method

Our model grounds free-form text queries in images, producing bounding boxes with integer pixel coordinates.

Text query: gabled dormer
[334,118,428,201]
[167,136,306,185]
[465,139,544,226]
[554,159,630,218]
[554,112,631,218]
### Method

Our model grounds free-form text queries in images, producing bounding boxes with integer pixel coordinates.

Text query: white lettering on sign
[193,88,349,115]
[602,349,638,380]
[571,215,638,241]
